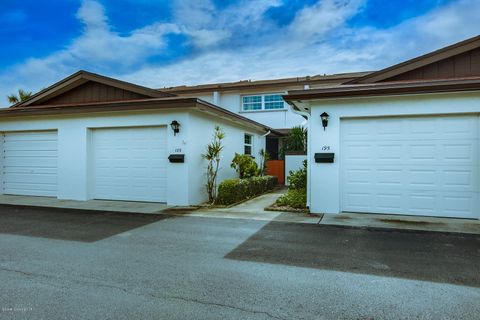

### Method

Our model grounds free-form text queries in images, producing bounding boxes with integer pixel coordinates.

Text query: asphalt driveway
[0,204,479,319]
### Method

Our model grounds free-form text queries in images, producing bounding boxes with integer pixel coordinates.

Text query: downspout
[213,91,220,105]
[286,101,312,209]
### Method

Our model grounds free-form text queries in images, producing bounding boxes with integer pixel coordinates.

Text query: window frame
[241,93,287,112]
[244,133,254,156]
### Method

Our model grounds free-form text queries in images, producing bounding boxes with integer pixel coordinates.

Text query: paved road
[0,204,479,320]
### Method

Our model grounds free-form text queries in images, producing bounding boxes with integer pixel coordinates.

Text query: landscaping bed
[268,159,309,213]
[264,203,310,214]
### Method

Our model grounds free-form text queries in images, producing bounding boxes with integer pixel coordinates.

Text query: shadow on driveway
[225,222,480,287]
[0,204,171,242]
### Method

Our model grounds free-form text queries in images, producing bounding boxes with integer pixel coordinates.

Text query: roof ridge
[160,71,373,92]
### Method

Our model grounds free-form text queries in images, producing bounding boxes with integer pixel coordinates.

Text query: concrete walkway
[0,195,171,214]
[1,193,478,234]
[190,189,323,224]
[188,190,480,234]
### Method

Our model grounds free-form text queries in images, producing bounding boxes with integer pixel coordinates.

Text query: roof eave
[194,99,276,134]
[0,97,273,134]
[285,79,480,101]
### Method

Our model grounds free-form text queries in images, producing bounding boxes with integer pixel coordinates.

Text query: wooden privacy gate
[266,160,285,185]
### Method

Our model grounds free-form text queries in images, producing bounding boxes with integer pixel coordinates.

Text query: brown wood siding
[37,81,149,105]
[383,47,480,82]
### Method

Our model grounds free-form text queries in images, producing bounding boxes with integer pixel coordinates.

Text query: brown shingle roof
[284,77,480,101]
[161,72,372,94]
[0,96,279,134]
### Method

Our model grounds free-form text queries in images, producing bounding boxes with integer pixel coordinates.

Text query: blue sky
[0,0,479,106]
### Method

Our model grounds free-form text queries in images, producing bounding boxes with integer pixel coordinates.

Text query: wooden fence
[266,160,285,185]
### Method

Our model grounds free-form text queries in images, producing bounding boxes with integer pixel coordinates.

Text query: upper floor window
[242,94,286,111]
[242,96,262,111]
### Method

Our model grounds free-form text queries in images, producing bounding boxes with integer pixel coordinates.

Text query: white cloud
[1,0,480,107]
[76,0,108,30]
[289,0,365,40]
[0,0,179,106]
[126,0,480,88]
[173,0,215,28]
[172,0,282,49]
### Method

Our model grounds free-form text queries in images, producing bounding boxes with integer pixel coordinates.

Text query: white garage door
[2,131,58,197]
[341,115,479,219]
[92,127,168,202]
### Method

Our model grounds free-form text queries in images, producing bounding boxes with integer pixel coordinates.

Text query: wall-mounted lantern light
[170,120,180,136]
[320,112,329,131]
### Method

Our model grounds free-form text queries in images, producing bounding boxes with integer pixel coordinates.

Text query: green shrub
[230,153,260,179]
[287,160,307,190]
[277,160,308,208]
[275,188,307,209]
[216,175,278,205]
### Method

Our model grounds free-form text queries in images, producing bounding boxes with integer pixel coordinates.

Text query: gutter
[285,78,480,101]
[0,96,278,137]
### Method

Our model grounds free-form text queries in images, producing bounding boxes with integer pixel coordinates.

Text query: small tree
[7,89,32,105]
[258,149,270,176]
[202,126,225,203]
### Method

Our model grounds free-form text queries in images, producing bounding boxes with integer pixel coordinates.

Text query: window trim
[241,93,287,112]
[244,133,254,156]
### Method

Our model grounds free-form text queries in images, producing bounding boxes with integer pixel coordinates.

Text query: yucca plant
[202,126,225,203]
[258,148,270,176]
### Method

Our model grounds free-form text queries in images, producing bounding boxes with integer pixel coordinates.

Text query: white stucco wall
[0,109,266,206]
[177,90,305,129]
[307,91,480,216]
[187,111,266,204]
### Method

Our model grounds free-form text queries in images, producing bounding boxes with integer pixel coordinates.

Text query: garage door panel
[346,166,477,191]
[341,115,479,218]
[5,184,57,197]
[4,167,56,175]
[376,169,403,186]
[343,192,372,210]
[408,169,437,187]
[343,117,478,141]
[440,195,477,216]
[442,117,478,136]
[3,140,57,150]
[92,127,167,202]
[343,189,479,219]
[3,150,57,158]
[2,131,58,197]
[3,157,57,168]
[441,169,476,189]
[377,144,403,160]
[345,141,478,165]
[4,172,57,183]
[375,193,403,211]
